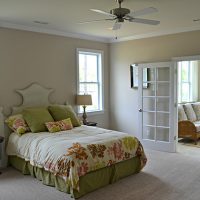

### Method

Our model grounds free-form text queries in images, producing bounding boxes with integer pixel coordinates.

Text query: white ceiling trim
[109,25,200,43]
[0,21,200,44]
[0,21,109,43]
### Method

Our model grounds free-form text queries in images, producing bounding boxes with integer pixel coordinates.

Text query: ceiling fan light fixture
[117,18,124,23]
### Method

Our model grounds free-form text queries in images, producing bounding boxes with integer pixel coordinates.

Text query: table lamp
[76,94,92,125]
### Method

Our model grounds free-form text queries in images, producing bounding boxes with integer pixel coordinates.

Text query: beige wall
[110,30,200,137]
[0,28,110,128]
[198,61,200,100]
[1,27,200,135]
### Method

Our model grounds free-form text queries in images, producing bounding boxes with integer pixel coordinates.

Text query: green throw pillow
[48,105,81,127]
[23,107,54,133]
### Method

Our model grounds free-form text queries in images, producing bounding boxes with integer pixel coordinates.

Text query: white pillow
[183,104,197,122]
[178,105,187,121]
[192,102,200,121]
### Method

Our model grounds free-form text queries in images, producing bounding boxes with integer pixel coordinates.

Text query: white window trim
[76,48,104,114]
[178,60,199,103]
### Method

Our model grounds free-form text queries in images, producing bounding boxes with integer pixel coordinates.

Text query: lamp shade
[76,94,92,106]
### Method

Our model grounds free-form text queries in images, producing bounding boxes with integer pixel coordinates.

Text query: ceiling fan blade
[112,23,122,30]
[129,18,160,25]
[78,19,113,24]
[90,9,116,18]
[128,7,158,18]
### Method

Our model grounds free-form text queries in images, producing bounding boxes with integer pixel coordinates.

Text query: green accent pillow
[23,107,54,133]
[48,105,81,127]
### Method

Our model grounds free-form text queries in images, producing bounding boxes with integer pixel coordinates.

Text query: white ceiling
[0,0,200,43]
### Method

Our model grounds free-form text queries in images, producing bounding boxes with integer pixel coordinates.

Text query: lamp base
[82,119,88,125]
[82,105,88,125]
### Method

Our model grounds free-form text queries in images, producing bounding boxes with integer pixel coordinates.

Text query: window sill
[78,110,104,116]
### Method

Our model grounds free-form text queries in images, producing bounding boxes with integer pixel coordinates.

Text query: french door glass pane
[157,67,170,81]
[143,98,155,111]
[143,112,155,126]
[156,98,170,112]
[79,83,99,111]
[143,83,156,96]
[149,68,156,81]
[157,113,169,127]
[143,126,155,140]
[157,83,170,96]
[156,128,169,142]
[142,68,148,86]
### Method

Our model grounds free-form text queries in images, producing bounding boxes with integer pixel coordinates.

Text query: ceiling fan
[80,0,160,30]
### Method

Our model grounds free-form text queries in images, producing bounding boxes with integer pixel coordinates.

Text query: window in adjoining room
[77,49,103,113]
[178,61,198,103]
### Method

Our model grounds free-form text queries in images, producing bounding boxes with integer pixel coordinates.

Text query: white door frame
[172,55,200,152]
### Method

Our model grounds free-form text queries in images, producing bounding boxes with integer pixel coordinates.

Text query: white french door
[138,62,177,152]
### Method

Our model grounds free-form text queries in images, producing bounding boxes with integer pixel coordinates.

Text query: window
[77,49,103,113]
[178,61,198,103]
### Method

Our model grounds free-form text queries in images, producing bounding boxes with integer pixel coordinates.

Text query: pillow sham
[23,107,54,133]
[192,102,200,121]
[45,118,73,133]
[5,114,29,135]
[48,105,81,127]
[58,118,73,131]
[183,104,197,122]
[45,121,61,133]
[178,105,187,121]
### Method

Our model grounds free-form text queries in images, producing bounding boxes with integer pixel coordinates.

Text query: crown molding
[109,25,200,43]
[0,21,200,44]
[0,21,109,43]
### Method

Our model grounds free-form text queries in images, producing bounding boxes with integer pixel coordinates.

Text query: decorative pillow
[48,105,81,127]
[5,114,30,135]
[178,105,187,121]
[192,102,200,120]
[57,118,73,131]
[23,107,54,133]
[45,122,61,133]
[183,104,197,122]
[45,118,73,133]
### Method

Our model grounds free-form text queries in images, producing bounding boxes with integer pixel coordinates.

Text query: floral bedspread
[7,126,147,192]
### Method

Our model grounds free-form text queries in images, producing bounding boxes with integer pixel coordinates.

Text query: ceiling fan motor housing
[110,8,130,17]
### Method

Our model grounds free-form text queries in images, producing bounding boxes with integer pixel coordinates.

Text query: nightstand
[0,136,4,175]
[85,122,97,127]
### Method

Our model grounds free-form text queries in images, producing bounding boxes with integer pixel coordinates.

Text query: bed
[3,83,147,199]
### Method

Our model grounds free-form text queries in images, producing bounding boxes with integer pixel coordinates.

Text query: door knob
[138,109,142,112]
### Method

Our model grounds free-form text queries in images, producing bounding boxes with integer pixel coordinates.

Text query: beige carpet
[1,149,200,200]
[178,138,200,148]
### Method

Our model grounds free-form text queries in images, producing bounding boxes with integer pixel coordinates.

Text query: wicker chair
[178,120,200,145]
